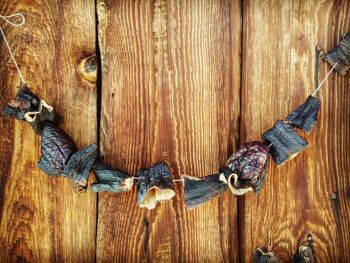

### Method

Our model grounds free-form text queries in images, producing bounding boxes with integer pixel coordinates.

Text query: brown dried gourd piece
[91,163,134,193]
[183,173,228,208]
[222,141,270,195]
[322,30,350,76]
[63,144,98,193]
[262,121,308,167]
[286,96,321,132]
[37,123,77,175]
[2,84,61,134]
[254,248,279,263]
[136,161,175,209]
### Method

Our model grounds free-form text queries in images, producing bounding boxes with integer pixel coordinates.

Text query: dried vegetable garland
[1,14,349,210]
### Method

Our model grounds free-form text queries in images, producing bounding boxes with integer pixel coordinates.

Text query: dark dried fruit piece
[322,31,350,76]
[2,84,61,133]
[223,141,270,195]
[136,161,175,209]
[254,248,279,263]
[37,123,77,175]
[91,163,134,193]
[3,84,40,120]
[63,144,98,193]
[286,96,321,132]
[183,173,228,208]
[262,121,308,166]
[294,244,314,263]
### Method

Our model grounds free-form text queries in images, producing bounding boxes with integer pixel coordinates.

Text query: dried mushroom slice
[136,161,175,209]
[286,96,321,132]
[322,30,350,76]
[91,163,134,193]
[262,121,308,166]
[63,144,98,193]
[183,173,228,209]
[254,248,279,263]
[2,84,61,133]
[37,123,77,175]
[223,141,270,195]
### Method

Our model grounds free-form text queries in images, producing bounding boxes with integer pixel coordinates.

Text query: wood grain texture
[96,0,241,262]
[240,1,350,262]
[0,1,97,262]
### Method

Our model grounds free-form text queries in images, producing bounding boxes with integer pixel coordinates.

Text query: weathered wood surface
[0,1,97,262]
[240,0,350,262]
[0,0,349,262]
[96,0,241,262]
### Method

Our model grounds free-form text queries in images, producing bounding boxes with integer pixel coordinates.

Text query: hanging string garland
[1,13,349,210]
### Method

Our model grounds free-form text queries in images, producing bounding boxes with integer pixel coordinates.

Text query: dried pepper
[183,173,228,208]
[63,144,98,193]
[37,123,77,175]
[91,163,134,193]
[223,141,270,194]
[262,121,308,166]
[322,30,350,76]
[286,96,321,132]
[2,84,61,133]
[254,248,279,263]
[136,161,175,209]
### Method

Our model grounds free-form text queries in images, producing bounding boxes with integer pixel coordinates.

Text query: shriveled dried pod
[91,163,134,193]
[136,161,175,209]
[254,248,279,263]
[2,84,61,133]
[322,31,350,76]
[222,141,270,195]
[262,121,308,166]
[37,123,77,175]
[294,244,314,263]
[183,173,228,208]
[286,96,321,132]
[63,144,98,193]
[3,84,40,120]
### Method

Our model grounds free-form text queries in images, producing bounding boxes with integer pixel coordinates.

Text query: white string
[312,62,338,96]
[0,13,26,84]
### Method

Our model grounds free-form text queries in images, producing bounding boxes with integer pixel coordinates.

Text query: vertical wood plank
[240,0,350,262]
[0,1,97,262]
[96,0,241,262]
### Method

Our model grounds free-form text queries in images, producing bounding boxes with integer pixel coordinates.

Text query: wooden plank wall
[0,0,349,262]
[96,0,241,262]
[240,1,350,262]
[0,1,97,262]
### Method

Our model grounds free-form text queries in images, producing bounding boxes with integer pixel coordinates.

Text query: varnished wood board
[0,1,97,262]
[240,1,350,262]
[96,0,241,262]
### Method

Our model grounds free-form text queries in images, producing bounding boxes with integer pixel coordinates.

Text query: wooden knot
[78,54,98,83]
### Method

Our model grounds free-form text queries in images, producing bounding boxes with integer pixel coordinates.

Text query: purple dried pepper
[37,123,77,175]
[221,141,270,195]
